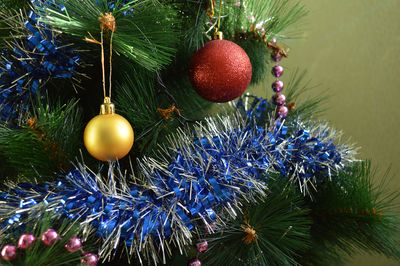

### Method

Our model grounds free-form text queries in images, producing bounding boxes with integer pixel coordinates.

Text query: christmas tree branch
[0,0,30,15]
[204,178,311,266]
[285,69,326,121]
[35,0,179,71]
[0,98,82,179]
[302,161,400,264]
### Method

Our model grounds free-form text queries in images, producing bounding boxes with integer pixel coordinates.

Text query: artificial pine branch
[0,98,82,180]
[301,161,400,265]
[0,0,30,15]
[35,0,179,71]
[203,178,311,266]
[115,64,213,156]
[163,73,215,120]
[115,70,180,155]
[284,69,326,121]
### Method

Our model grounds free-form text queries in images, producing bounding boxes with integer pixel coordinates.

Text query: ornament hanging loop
[213,31,223,40]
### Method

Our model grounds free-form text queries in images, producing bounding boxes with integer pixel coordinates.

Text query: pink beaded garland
[270,39,290,119]
[81,253,99,266]
[272,93,286,106]
[2,230,98,264]
[1,245,18,261]
[196,240,208,253]
[271,65,284,78]
[65,237,83,252]
[278,106,289,118]
[188,258,202,266]
[272,80,284,93]
[18,234,36,250]
[41,229,60,246]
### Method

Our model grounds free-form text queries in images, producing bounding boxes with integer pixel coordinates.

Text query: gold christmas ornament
[83,13,134,161]
[84,97,134,161]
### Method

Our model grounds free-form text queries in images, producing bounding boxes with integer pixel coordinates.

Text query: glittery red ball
[189,39,252,103]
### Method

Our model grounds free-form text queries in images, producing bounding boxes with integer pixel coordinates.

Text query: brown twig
[157,105,182,120]
[241,215,258,244]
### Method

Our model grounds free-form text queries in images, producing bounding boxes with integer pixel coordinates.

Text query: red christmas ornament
[189,39,252,103]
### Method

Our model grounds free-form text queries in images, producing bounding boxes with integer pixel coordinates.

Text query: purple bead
[271,65,284,78]
[188,258,202,266]
[65,237,82,252]
[272,80,284,92]
[81,253,99,266]
[272,93,286,106]
[278,106,289,118]
[18,234,36,250]
[41,229,60,246]
[271,50,282,62]
[1,245,18,261]
[196,240,208,253]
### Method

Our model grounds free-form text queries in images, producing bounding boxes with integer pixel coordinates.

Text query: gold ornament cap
[100,97,115,114]
[213,31,223,40]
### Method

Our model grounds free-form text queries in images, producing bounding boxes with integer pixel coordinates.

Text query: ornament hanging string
[207,0,215,18]
[207,0,223,38]
[85,13,116,99]
[216,0,223,33]
[100,29,106,98]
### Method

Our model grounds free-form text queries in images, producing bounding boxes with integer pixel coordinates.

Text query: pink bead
[271,38,277,45]
[271,50,282,62]
[272,80,284,92]
[41,229,60,246]
[196,240,208,253]
[65,237,82,252]
[81,253,99,266]
[188,258,202,266]
[1,245,18,261]
[271,65,284,78]
[18,234,36,250]
[278,106,289,118]
[272,93,286,106]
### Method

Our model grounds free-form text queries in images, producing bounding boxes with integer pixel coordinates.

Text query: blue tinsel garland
[0,106,354,263]
[0,11,80,120]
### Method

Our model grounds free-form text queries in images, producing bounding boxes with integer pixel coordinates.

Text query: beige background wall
[255,0,400,265]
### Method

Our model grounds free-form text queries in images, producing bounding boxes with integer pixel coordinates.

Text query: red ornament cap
[189,39,252,103]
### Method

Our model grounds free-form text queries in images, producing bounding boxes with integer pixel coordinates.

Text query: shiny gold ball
[84,113,134,161]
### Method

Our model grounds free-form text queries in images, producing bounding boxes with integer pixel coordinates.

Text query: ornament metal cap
[100,97,115,115]
[213,31,223,40]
